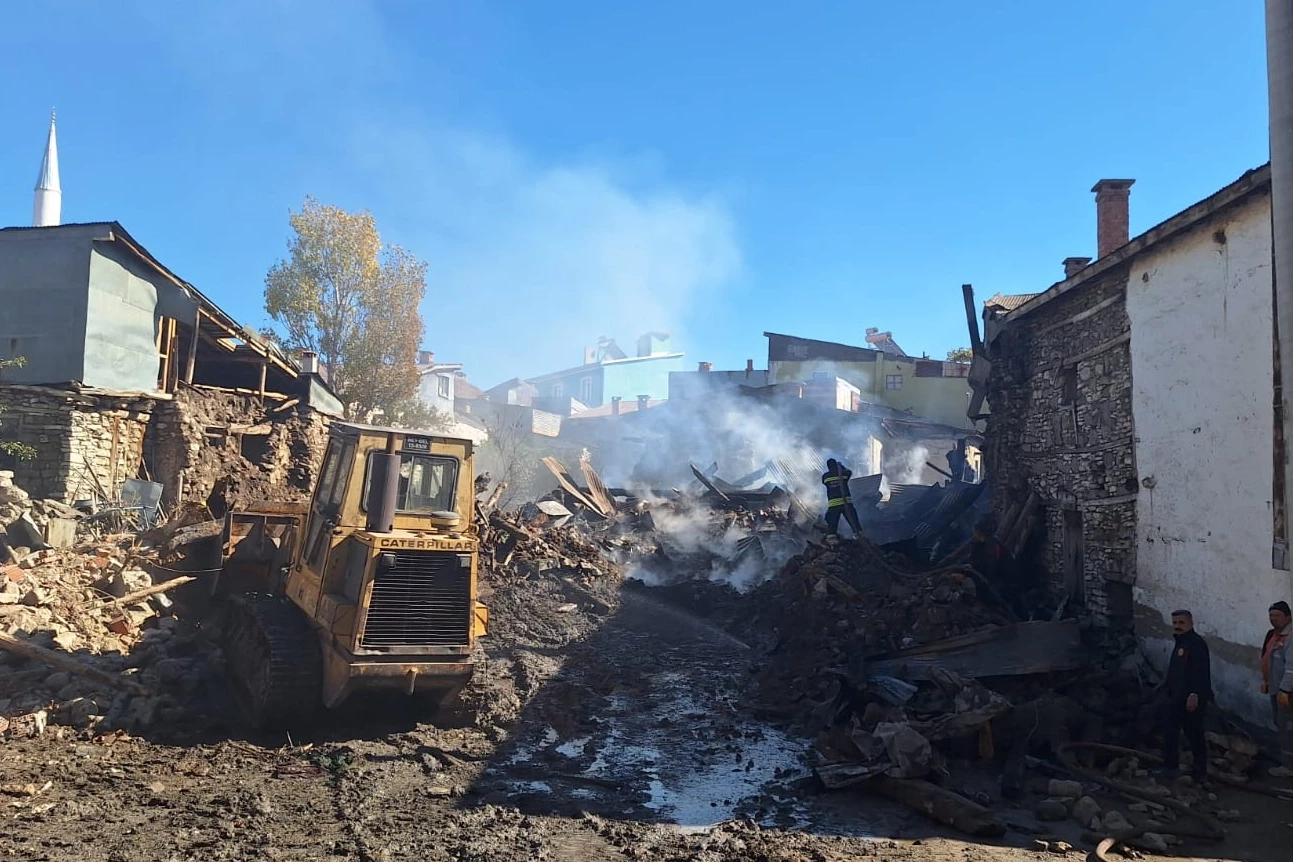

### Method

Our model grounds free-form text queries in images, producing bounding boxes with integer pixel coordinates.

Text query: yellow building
[764,330,981,431]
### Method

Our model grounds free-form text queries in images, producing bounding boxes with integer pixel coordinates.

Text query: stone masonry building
[972,165,1287,725]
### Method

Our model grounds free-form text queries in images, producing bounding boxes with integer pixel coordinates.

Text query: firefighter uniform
[822,459,863,537]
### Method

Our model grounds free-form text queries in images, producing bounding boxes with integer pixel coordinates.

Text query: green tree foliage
[264,197,428,420]
[945,346,974,363]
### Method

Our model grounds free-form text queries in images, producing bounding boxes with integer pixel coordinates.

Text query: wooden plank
[869,777,1006,838]
[690,464,730,502]
[0,631,147,695]
[865,620,1085,681]
[579,456,618,516]
[961,284,984,355]
[540,457,605,517]
[925,461,954,480]
[112,576,198,607]
[185,309,199,384]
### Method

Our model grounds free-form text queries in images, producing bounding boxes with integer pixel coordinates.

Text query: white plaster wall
[1126,194,1292,724]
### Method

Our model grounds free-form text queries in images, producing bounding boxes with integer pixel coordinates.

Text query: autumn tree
[946,346,973,363]
[264,197,428,420]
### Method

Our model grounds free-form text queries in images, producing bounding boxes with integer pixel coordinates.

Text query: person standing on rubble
[1161,610,1212,781]
[1261,600,1293,760]
[946,440,968,482]
[821,458,862,539]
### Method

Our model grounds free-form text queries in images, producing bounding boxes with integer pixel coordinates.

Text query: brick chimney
[1092,179,1135,258]
[636,395,649,412]
[611,396,622,416]
[698,361,712,373]
[1063,256,1092,278]
[745,359,754,374]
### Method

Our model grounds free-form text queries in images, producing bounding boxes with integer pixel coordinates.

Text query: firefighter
[821,458,863,538]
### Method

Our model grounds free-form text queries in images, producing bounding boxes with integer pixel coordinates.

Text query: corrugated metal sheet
[849,473,883,498]
[767,451,828,492]
[912,481,987,544]
[531,410,562,437]
[984,293,1039,311]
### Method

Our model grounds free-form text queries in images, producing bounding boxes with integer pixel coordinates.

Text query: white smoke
[887,444,931,485]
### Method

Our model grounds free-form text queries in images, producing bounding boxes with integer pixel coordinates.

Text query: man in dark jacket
[1162,609,1212,780]
[821,458,862,539]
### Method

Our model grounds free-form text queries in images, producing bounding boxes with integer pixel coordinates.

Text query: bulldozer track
[222,593,323,730]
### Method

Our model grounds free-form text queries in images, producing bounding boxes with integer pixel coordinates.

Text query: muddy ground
[1,575,1289,862]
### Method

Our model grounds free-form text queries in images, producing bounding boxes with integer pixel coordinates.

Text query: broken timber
[111,576,198,607]
[0,631,148,695]
[578,456,618,517]
[864,619,1085,681]
[869,776,1006,838]
[689,464,730,502]
[540,457,609,518]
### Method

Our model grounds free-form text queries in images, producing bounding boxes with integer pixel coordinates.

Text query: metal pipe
[1269,0,1293,570]
[366,452,401,533]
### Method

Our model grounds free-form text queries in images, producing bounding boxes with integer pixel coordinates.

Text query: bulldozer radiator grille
[360,551,471,648]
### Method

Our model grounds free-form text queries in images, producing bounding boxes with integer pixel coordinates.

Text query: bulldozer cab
[299,423,474,575]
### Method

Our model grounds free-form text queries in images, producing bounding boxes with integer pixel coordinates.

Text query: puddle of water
[556,736,590,758]
[577,668,810,832]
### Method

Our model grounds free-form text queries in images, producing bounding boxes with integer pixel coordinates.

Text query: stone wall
[145,384,330,516]
[984,264,1138,624]
[0,385,155,503]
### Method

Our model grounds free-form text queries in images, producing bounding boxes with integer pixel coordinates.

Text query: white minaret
[33,111,61,227]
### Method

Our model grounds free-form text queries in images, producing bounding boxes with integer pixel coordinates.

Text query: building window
[1060,367,1077,405]
[580,376,593,403]
[552,383,564,398]
[810,371,830,380]
[436,375,450,399]
[885,374,903,390]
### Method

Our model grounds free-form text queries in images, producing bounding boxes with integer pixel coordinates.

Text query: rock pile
[0,478,221,741]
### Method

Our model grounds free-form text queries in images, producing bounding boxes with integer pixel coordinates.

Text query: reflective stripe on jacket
[822,469,852,506]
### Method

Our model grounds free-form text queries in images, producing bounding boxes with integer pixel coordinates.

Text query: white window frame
[885,374,903,390]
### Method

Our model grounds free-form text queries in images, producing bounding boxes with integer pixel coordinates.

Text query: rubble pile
[742,540,1013,725]
[0,476,221,741]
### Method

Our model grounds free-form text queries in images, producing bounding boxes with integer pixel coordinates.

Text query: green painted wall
[86,241,197,392]
[770,357,974,429]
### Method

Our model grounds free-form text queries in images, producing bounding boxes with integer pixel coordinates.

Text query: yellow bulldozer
[213,421,488,728]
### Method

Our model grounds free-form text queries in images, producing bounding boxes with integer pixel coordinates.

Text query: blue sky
[0,1,1272,388]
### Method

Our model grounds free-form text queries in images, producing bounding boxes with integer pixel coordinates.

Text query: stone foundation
[0,385,154,503]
